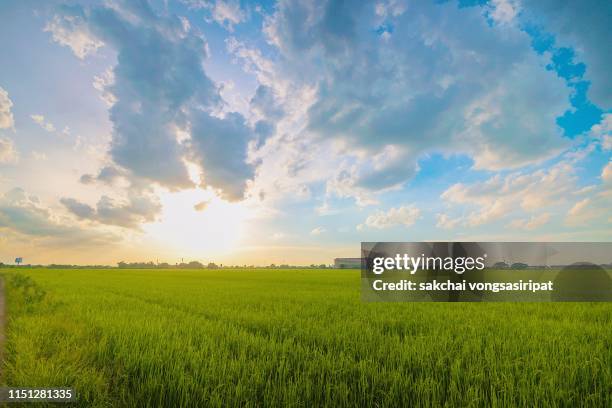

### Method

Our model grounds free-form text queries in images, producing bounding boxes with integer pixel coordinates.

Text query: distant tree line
[1,260,608,270]
[0,263,113,269]
[116,261,332,269]
[1,261,333,269]
[492,261,529,269]
[117,261,219,269]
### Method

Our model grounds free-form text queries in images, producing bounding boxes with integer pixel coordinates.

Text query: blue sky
[0,0,610,265]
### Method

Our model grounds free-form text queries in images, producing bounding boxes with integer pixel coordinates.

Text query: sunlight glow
[144,188,252,260]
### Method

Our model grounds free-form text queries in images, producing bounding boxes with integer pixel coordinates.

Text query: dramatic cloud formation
[188,112,255,200]
[48,1,256,200]
[254,0,571,205]
[1,0,609,263]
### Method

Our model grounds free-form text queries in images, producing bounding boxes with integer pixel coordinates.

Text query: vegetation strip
[0,277,4,383]
[1,268,610,407]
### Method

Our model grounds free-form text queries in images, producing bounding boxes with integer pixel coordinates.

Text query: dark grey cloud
[61,193,161,229]
[59,197,95,219]
[0,188,117,245]
[250,85,284,121]
[49,0,256,199]
[80,165,124,185]
[0,188,68,236]
[86,2,214,189]
[250,84,284,148]
[189,111,254,200]
[355,160,417,191]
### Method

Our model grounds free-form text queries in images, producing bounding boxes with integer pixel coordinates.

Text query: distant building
[334,258,362,269]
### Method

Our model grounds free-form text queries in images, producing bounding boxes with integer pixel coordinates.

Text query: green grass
[1,268,611,407]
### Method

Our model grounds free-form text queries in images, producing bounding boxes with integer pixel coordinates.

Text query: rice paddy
[1,268,610,407]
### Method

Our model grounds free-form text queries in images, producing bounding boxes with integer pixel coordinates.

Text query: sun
[144,188,251,260]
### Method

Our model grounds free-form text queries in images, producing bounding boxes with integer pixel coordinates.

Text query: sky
[0,0,610,266]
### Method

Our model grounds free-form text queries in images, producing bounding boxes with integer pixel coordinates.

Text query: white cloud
[0,137,18,164]
[31,151,47,161]
[92,68,117,107]
[210,0,246,31]
[325,165,380,207]
[568,198,590,218]
[358,205,420,230]
[374,0,407,19]
[440,158,579,227]
[602,162,612,183]
[589,113,611,150]
[310,226,326,235]
[564,196,604,226]
[573,185,596,195]
[558,151,612,227]
[187,0,247,31]
[508,213,550,230]
[564,188,611,227]
[0,86,15,129]
[271,232,286,240]
[194,200,209,211]
[436,213,461,230]
[488,0,520,25]
[602,136,612,151]
[45,8,103,59]
[440,141,611,231]
[30,114,56,132]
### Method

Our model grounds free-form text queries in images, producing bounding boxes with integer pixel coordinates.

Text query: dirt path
[0,277,5,383]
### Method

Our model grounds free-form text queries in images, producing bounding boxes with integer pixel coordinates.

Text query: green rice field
[1,268,611,407]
